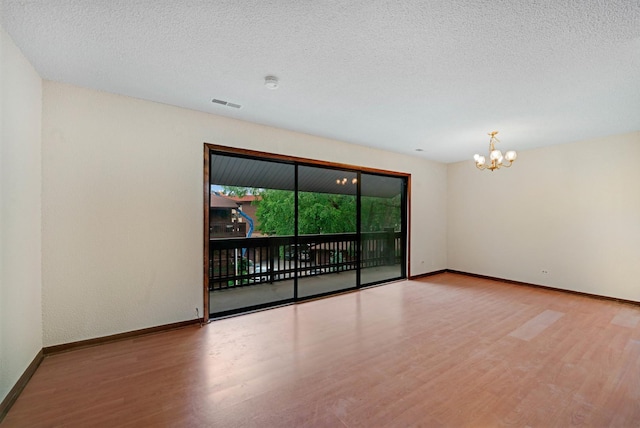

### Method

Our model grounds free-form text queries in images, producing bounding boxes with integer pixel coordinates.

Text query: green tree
[217,186,394,235]
[255,189,295,235]
[255,189,356,235]
[221,186,256,197]
[361,195,401,232]
[297,192,355,234]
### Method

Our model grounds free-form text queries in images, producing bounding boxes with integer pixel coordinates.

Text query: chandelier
[473,131,517,171]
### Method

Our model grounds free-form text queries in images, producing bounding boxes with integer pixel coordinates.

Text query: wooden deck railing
[209,231,402,290]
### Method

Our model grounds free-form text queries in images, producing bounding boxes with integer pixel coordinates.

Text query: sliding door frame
[203,143,411,322]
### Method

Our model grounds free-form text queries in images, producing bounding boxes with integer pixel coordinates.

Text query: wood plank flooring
[2,272,640,427]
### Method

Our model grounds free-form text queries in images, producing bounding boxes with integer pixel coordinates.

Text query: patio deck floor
[210,265,401,316]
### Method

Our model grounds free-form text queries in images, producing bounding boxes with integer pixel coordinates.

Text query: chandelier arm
[475,163,486,170]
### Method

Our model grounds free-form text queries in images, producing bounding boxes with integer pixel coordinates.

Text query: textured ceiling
[2,1,639,162]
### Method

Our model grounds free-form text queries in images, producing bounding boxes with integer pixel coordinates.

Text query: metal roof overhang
[210,153,403,198]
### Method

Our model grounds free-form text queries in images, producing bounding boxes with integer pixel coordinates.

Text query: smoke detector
[264,76,279,89]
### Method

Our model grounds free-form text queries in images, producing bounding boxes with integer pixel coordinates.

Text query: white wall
[448,132,640,301]
[42,82,447,347]
[0,26,43,404]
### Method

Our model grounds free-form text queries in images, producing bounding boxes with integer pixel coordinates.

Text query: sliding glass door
[360,173,406,285]
[297,165,358,299]
[208,154,296,316]
[205,146,408,319]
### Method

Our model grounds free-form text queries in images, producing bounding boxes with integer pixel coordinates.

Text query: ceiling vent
[211,98,242,109]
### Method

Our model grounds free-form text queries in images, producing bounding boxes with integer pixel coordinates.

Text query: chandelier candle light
[473,131,517,171]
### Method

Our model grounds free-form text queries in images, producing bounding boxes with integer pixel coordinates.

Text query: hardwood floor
[2,272,640,427]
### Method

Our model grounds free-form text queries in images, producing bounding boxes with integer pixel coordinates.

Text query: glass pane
[209,154,295,317]
[297,165,358,298]
[360,173,405,285]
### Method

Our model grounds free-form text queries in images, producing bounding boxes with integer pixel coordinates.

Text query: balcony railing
[208,231,402,290]
[210,221,247,238]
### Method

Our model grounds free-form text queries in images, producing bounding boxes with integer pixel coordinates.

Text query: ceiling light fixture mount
[264,75,279,89]
[473,131,517,171]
